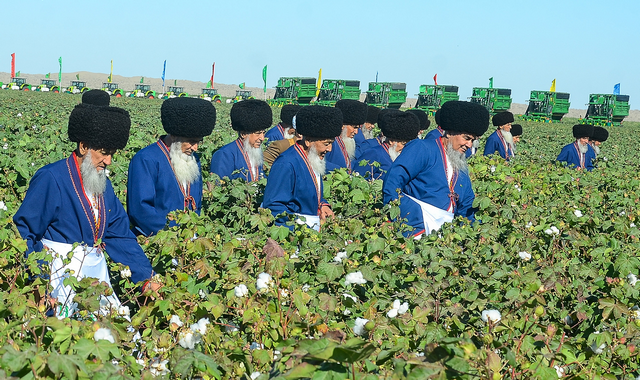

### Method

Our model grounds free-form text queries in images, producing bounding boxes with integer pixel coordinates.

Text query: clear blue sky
[4,0,639,108]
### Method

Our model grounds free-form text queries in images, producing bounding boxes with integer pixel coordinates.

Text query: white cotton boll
[234,284,249,297]
[490,165,496,173]
[628,274,638,286]
[170,315,183,327]
[16,113,22,117]
[2,143,7,150]
[178,331,198,349]
[573,209,583,218]
[620,211,626,216]
[333,251,348,263]
[94,328,115,343]
[353,317,369,336]
[150,359,169,377]
[344,271,367,286]
[387,308,398,318]
[120,267,131,278]
[392,300,401,310]
[398,302,409,315]
[117,305,130,317]
[343,309,351,316]
[135,358,145,366]
[481,309,501,323]
[519,251,532,261]
[554,365,565,378]
[280,289,289,298]
[302,284,310,292]
[225,322,239,332]
[551,226,559,234]
[256,273,272,291]
[250,372,261,380]
[343,293,357,302]
[191,318,209,335]
[0,201,7,211]
[631,223,636,228]
[526,222,533,228]
[199,289,207,299]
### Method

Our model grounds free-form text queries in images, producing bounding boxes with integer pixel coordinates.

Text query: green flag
[16,71,20,77]
[206,80,212,88]
[489,77,493,89]
[174,79,177,86]
[239,82,245,89]
[262,65,267,93]
[58,57,62,84]
[45,73,50,78]
[76,73,80,80]
[140,77,144,84]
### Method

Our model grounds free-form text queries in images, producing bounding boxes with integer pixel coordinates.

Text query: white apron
[403,193,454,235]
[295,213,321,232]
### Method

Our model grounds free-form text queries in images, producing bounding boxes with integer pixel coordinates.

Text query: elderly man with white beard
[325,99,368,171]
[263,106,343,231]
[352,110,421,180]
[383,101,490,237]
[127,97,216,237]
[556,124,596,171]
[210,99,272,181]
[590,126,608,157]
[13,104,157,318]
[483,111,515,160]
[264,104,301,144]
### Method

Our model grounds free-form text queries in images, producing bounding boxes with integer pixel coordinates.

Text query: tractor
[415,84,460,115]
[200,88,222,103]
[469,87,512,114]
[2,77,31,91]
[314,79,361,106]
[233,90,254,102]
[522,91,570,122]
[268,77,317,106]
[101,82,124,97]
[365,82,407,109]
[65,80,89,94]
[161,86,189,99]
[128,84,157,99]
[583,94,630,126]
[34,79,60,93]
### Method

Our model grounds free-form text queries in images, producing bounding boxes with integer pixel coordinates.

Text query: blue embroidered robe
[352,143,392,180]
[354,128,366,158]
[127,140,202,237]
[355,137,383,161]
[265,123,285,144]
[13,155,153,284]
[325,137,352,171]
[383,138,476,235]
[483,130,513,159]
[556,142,596,171]
[210,139,264,181]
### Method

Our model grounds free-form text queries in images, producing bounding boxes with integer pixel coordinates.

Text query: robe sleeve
[263,161,296,227]
[210,147,235,179]
[383,142,426,204]
[455,176,476,223]
[483,134,500,156]
[556,146,570,165]
[13,169,61,255]
[127,154,169,236]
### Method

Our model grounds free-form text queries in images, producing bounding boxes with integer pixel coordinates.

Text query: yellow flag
[550,79,556,92]
[316,68,322,97]
[109,60,113,83]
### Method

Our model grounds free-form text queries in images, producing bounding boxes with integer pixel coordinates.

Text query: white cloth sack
[403,193,454,235]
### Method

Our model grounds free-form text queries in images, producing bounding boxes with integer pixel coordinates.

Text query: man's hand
[320,205,334,221]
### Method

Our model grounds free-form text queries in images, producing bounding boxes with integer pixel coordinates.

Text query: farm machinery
[161,86,189,99]
[101,82,124,97]
[233,90,254,103]
[522,91,570,122]
[469,87,512,114]
[583,94,630,126]
[128,84,157,99]
[314,79,361,106]
[365,82,407,109]
[414,84,459,115]
[268,77,317,106]
[65,80,89,94]
[200,88,222,103]
[34,79,60,93]
[2,77,31,91]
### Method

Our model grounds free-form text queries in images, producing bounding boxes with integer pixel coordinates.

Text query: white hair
[362,127,374,140]
[169,141,200,187]
[308,144,326,176]
[341,129,356,159]
[243,137,264,178]
[80,150,107,195]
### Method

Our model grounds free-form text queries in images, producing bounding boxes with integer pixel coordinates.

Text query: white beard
[362,127,374,140]
[169,142,200,186]
[500,129,515,153]
[578,141,588,154]
[80,151,106,195]
[592,144,600,155]
[388,142,400,162]
[243,137,264,176]
[445,141,468,173]
[283,129,296,140]
[308,145,326,176]
[341,130,356,159]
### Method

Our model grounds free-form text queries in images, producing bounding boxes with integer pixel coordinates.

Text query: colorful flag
[433,74,438,85]
[239,82,245,89]
[16,71,20,77]
[76,73,80,80]
[140,77,144,84]
[206,80,212,89]
[58,57,62,84]
[550,79,556,92]
[45,73,50,78]
[211,62,215,89]
[11,53,15,78]
[262,65,267,93]
[613,83,620,95]
[316,68,322,97]
[109,60,113,83]
[489,77,494,89]
[162,60,166,87]
[174,79,177,86]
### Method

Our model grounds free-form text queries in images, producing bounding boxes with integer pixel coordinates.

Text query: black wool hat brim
[280,104,301,126]
[161,97,217,138]
[296,106,343,139]
[231,99,273,133]
[82,89,110,107]
[591,127,609,142]
[365,105,380,124]
[381,112,421,142]
[439,101,490,137]
[68,104,131,149]
[406,109,430,130]
[335,99,367,126]
[510,124,523,137]
[573,124,594,139]
[492,111,514,127]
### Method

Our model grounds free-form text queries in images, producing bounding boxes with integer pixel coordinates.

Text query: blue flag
[162,60,166,87]
[613,83,620,95]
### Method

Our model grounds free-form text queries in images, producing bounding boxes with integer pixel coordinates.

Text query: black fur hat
[280,104,301,127]
[296,106,343,139]
[68,103,130,149]
[573,124,594,139]
[591,126,609,142]
[335,99,367,126]
[380,111,421,142]
[492,111,514,127]
[231,99,273,133]
[406,109,430,130]
[439,101,490,137]
[377,109,402,134]
[161,97,217,138]
[510,124,523,137]
[82,89,110,107]
[434,108,441,126]
[365,105,380,124]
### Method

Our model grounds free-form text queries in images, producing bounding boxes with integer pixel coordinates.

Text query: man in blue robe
[263,106,344,231]
[353,110,421,181]
[406,108,430,138]
[264,104,300,144]
[127,97,217,237]
[13,104,157,318]
[356,108,397,160]
[426,109,475,158]
[557,124,596,171]
[354,105,380,158]
[325,99,367,171]
[590,126,608,157]
[383,101,490,237]
[483,111,515,160]
[210,99,272,181]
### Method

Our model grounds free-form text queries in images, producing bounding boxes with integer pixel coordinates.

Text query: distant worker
[356,108,396,160]
[590,126,609,157]
[510,124,523,154]
[354,105,380,157]
[556,124,596,171]
[210,99,272,181]
[82,89,110,106]
[127,97,216,237]
[264,104,301,144]
[325,99,367,170]
[483,111,514,159]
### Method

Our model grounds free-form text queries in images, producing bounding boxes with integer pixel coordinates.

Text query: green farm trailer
[200,88,222,103]
[583,94,630,126]
[415,84,459,115]
[35,79,60,93]
[268,77,317,106]
[365,82,407,109]
[101,82,124,97]
[315,79,361,106]
[522,91,570,122]
[162,86,189,99]
[2,77,31,91]
[65,80,89,94]
[469,87,512,114]
[128,84,157,99]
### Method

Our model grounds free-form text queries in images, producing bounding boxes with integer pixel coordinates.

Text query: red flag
[11,53,15,78]
[433,73,437,85]
[210,62,215,89]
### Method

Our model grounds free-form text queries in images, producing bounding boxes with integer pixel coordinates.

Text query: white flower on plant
[629,274,638,286]
[279,289,289,298]
[0,201,7,211]
[554,365,565,378]
[387,299,409,318]
[234,284,249,297]
[256,273,272,291]
[120,267,131,278]
[170,315,183,327]
[302,284,310,292]
[344,271,367,286]
[481,309,501,323]
[353,317,369,336]
[250,372,261,380]
[191,318,209,335]
[94,327,115,343]
[518,251,531,261]
[150,358,169,377]
[333,251,348,263]
[544,226,559,235]
[490,165,496,173]
[573,209,583,218]
[250,342,264,350]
